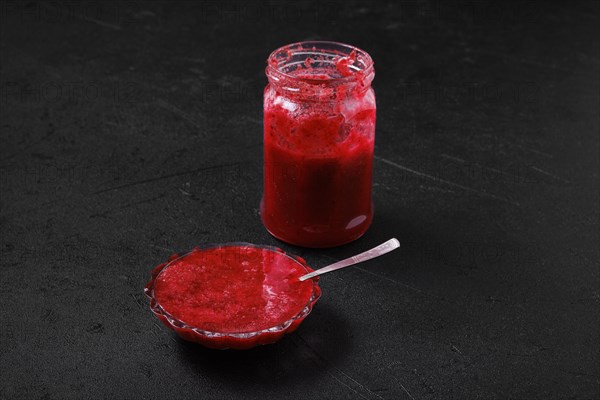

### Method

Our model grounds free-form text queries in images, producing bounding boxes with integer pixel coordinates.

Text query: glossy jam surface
[262,43,376,248]
[152,246,314,333]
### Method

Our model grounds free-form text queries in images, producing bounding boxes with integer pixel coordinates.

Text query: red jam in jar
[261,41,376,248]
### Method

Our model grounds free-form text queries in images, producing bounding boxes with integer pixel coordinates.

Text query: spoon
[299,238,400,281]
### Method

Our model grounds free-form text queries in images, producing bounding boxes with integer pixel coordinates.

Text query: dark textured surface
[1,1,599,399]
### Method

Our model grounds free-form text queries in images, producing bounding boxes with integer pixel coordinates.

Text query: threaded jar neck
[265,41,375,101]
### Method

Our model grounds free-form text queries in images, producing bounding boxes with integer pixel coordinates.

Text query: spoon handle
[298,238,400,281]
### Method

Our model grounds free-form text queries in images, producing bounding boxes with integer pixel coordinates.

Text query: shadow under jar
[261,41,376,248]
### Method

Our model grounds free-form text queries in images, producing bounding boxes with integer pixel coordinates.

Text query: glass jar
[261,41,376,248]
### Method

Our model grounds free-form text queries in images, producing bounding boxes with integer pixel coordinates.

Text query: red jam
[152,245,315,334]
[261,42,376,248]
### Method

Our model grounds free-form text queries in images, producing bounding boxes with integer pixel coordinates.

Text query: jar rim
[266,41,374,85]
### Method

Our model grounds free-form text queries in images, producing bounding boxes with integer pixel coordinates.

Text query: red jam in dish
[261,42,376,248]
[152,245,315,334]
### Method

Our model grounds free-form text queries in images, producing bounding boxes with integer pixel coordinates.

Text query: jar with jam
[261,41,376,248]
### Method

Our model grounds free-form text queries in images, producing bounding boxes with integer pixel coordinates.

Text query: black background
[1,1,599,399]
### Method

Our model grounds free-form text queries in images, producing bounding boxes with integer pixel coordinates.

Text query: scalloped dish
[144,243,321,349]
